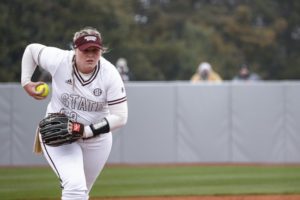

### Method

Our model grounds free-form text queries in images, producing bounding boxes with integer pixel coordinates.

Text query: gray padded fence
[1,82,300,166]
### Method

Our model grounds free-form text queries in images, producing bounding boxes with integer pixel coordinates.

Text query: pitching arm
[21,44,48,100]
[21,43,46,87]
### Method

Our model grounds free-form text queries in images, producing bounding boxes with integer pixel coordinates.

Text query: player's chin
[85,63,96,71]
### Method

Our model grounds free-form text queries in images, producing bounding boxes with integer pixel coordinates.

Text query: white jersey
[38,47,127,125]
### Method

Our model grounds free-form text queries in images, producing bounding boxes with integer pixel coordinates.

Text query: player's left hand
[39,113,84,146]
[23,81,47,100]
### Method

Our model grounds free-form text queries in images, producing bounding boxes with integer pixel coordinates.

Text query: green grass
[0,165,300,200]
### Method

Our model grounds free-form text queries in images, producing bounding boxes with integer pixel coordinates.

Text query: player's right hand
[23,81,47,100]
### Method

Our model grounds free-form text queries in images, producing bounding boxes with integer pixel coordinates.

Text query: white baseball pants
[40,133,112,200]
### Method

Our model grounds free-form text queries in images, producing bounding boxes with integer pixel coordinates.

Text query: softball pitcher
[21,27,128,200]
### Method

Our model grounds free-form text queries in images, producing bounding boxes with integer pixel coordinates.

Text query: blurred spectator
[232,64,261,81]
[190,62,222,83]
[116,57,130,82]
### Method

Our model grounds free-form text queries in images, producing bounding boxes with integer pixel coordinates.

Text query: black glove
[39,113,84,147]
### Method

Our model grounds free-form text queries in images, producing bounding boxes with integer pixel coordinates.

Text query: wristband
[90,118,110,136]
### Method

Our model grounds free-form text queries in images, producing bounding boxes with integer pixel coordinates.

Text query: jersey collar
[72,57,100,86]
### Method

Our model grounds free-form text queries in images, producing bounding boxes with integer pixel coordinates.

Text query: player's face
[75,47,101,74]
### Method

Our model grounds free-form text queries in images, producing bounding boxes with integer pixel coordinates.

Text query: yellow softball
[36,83,50,97]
